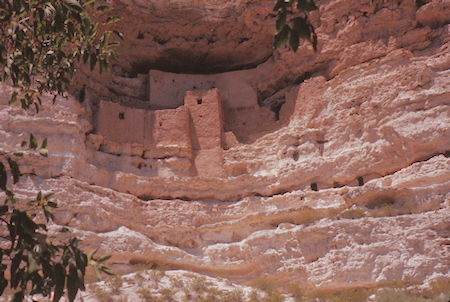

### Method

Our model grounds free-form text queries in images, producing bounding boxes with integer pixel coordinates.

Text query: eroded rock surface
[0,0,449,300]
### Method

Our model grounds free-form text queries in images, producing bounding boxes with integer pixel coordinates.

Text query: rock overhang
[105,0,275,75]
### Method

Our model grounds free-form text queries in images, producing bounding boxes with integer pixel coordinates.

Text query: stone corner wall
[184,89,226,178]
[96,87,227,177]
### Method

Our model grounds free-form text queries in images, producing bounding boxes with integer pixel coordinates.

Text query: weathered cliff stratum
[0,0,449,300]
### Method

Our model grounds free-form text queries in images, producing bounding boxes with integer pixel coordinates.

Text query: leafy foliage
[273,0,318,52]
[0,0,118,300]
[0,142,112,301]
[0,0,122,111]
[88,248,114,281]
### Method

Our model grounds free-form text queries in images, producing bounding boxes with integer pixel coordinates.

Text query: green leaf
[82,51,89,64]
[13,151,24,156]
[100,266,114,275]
[113,30,124,40]
[96,5,111,11]
[297,0,318,11]
[274,24,290,49]
[4,66,10,77]
[11,251,23,286]
[96,254,111,264]
[27,253,39,274]
[289,28,300,52]
[273,0,287,11]
[34,102,40,113]
[87,248,98,262]
[99,59,106,73]
[20,98,28,110]
[12,0,21,13]
[89,54,97,71]
[59,227,70,233]
[29,133,38,150]
[67,265,81,302]
[44,3,56,17]
[105,16,120,24]
[0,162,6,191]
[53,264,65,302]
[43,205,54,222]
[70,237,80,248]
[9,91,18,105]
[292,17,311,40]
[37,223,48,232]
[7,157,20,184]
[94,266,102,280]
[6,189,16,204]
[83,0,96,6]
[47,201,58,208]
[44,193,55,200]
[75,252,88,276]
[0,205,8,215]
[0,8,11,22]
[40,137,48,149]
[39,148,49,157]
[101,31,111,46]
[77,267,84,284]
[276,11,286,32]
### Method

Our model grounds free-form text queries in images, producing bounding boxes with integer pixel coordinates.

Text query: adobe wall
[148,69,257,110]
[96,100,192,159]
[94,67,285,147]
[184,89,225,178]
[184,89,223,150]
[96,88,226,177]
[145,107,192,159]
[97,101,146,145]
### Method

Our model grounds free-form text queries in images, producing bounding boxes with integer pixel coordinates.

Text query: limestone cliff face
[0,0,449,300]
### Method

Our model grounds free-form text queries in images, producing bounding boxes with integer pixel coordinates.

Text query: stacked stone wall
[148,69,257,110]
[96,88,226,177]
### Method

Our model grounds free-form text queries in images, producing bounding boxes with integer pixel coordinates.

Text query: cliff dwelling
[96,87,228,178]
[87,68,297,179]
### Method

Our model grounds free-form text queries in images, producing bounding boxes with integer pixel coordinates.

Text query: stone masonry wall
[185,89,225,177]
[148,69,257,110]
[96,88,226,177]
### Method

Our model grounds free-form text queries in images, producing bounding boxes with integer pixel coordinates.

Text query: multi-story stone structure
[96,86,229,177]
